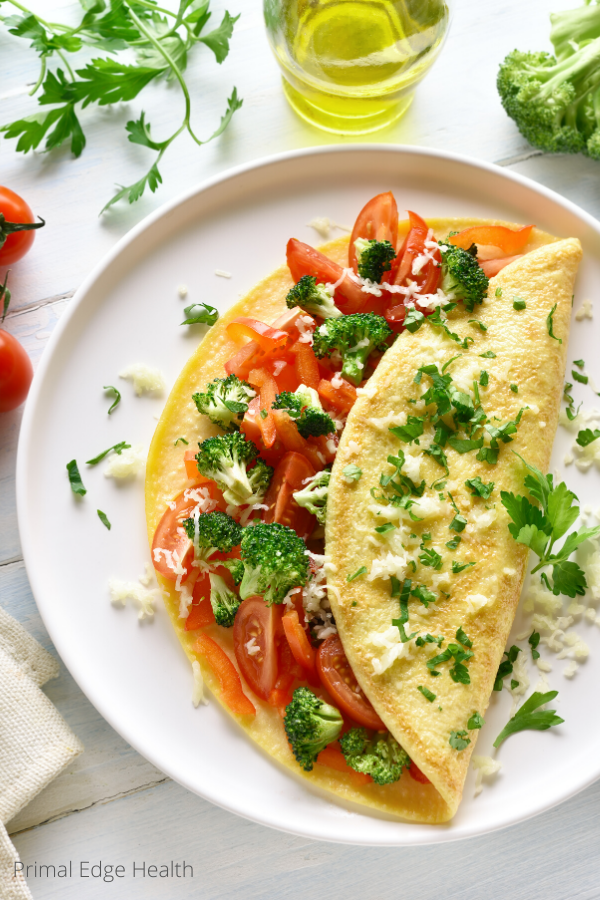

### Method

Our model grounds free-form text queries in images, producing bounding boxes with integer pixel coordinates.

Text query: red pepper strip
[316,742,372,784]
[286,238,366,314]
[282,609,316,672]
[448,224,534,255]
[292,341,321,390]
[226,317,289,352]
[479,254,522,278]
[224,308,310,379]
[272,409,325,470]
[248,367,278,448]
[317,378,358,416]
[185,573,215,630]
[194,634,256,716]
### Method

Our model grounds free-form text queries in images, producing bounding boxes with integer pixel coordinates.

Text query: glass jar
[264,0,452,135]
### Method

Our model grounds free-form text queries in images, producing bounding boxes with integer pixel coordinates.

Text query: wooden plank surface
[3,0,600,896]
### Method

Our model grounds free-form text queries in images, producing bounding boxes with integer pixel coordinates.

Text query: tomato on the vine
[0,329,33,413]
[0,186,45,265]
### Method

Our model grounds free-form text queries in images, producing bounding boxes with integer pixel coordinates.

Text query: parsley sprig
[0,0,242,212]
[493,691,563,747]
[501,453,600,597]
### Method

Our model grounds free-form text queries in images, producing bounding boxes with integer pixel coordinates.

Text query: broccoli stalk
[286,275,343,320]
[239,522,309,605]
[284,687,343,771]
[312,313,393,387]
[272,386,335,438]
[340,728,410,785]
[354,238,396,283]
[208,572,241,627]
[439,240,489,312]
[182,510,243,561]
[195,433,273,507]
[192,374,255,432]
[293,469,330,525]
[550,3,600,62]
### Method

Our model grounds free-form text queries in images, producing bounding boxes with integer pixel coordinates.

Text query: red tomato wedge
[233,597,281,701]
[286,238,366,314]
[479,254,522,277]
[349,191,399,274]
[185,573,215,630]
[448,224,534,255]
[317,742,372,784]
[394,210,441,295]
[152,485,227,581]
[282,609,316,672]
[409,762,431,785]
[318,377,357,415]
[263,451,316,538]
[226,317,289,353]
[248,367,278,448]
[194,633,256,716]
[316,635,386,730]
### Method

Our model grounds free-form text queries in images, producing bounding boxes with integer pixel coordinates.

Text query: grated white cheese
[367,550,411,582]
[191,660,208,707]
[563,660,579,678]
[575,299,593,321]
[472,756,502,797]
[104,443,146,479]
[215,269,232,278]
[109,574,160,621]
[119,363,166,396]
[367,409,407,430]
[302,551,337,639]
[368,625,416,675]
[178,284,188,298]
[347,439,360,455]
[465,593,492,615]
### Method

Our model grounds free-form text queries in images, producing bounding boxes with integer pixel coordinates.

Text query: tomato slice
[349,191,399,275]
[409,762,431,785]
[282,609,316,671]
[226,317,289,353]
[194,633,256,716]
[318,377,357,415]
[479,254,522,278]
[394,210,441,295]
[316,742,372,784]
[286,238,366,314]
[316,635,386,730]
[448,224,534,255]
[233,597,281,701]
[152,484,227,581]
[263,451,316,538]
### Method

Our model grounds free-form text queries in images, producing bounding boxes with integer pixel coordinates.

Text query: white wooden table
[3,1,600,897]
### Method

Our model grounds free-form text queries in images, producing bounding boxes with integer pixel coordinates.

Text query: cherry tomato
[263,451,316,538]
[286,238,366,313]
[448,224,534,255]
[194,633,256,716]
[316,635,386,730]
[151,484,226,582]
[233,597,281,701]
[0,186,45,265]
[349,191,399,275]
[394,210,441,295]
[0,329,34,412]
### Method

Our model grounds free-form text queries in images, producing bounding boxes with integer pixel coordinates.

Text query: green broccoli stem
[551,4,600,61]
[531,37,600,100]
[342,349,371,386]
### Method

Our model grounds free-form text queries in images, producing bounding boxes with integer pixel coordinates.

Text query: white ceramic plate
[17,146,600,846]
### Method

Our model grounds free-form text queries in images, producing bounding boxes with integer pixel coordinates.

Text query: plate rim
[16,143,600,846]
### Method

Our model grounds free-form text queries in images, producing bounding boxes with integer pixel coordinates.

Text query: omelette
[145,204,582,824]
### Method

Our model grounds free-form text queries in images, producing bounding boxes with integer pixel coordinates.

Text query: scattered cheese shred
[104,443,146,479]
[192,660,208,707]
[472,755,502,797]
[119,363,166,396]
[575,298,593,321]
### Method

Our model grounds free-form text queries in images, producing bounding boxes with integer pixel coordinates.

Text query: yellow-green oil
[266,0,449,134]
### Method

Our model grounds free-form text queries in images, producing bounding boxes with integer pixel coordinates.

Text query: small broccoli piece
[312,313,393,387]
[439,240,489,312]
[221,557,244,585]
[286,275,343,319]
[272,387,335,438]
[208,572,241,627]
[195,433,272,507]
[284,687,343,771]
[355,238,396,283]
[340,728,410,785]
[192,374,255,432]
[293,469,330,526]
[239,522,309,605]
[183,510,243,560]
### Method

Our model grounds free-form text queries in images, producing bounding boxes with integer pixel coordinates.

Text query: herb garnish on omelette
[145,192,585,823]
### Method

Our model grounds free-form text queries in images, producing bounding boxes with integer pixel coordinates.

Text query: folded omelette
[146,217,582,823]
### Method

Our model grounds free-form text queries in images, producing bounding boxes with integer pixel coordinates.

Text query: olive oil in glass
[264,0,451,134]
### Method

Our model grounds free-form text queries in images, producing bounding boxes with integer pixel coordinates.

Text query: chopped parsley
[416,633,444,647]
[467,711,485,730]
[446,536,461,550]
[449,730,471,751]
[86,441,131,466]
[479,370,489,386]
[493,645,520,691]
[418,685,436,702]
[469,319,487,332]
[452,560,476,573]
[428,307,474,350]
[448,436,484,454]
[97,509,111,530]
[419,547,443,570]
[513,297,527,310]
[573,359,585,368]
[572,369,588,385]
[181,302,219,326]
[374,522,396,534]
[66,460,86,496]
[563,382,581,421]
[546,303,562,343]
[347,566,367,582]
[495,287,502,298]
[404,308,425,333]
[576,428,600,447]
[479,350,496,358]
[174,437,189,446]
[411,584,437,607]
[448,492,467,533]
[493,691,564,748]
[528,631,541,660]
[465,476,494,499]
[103,385,121,415]
[427,629,473,683]
[259,409,268,419]
[455,627,472,648]
[343,463,362,482]
[391,577,416,643]
[511,679,520,690]
[389,416,425,443]
[510,383,519,393]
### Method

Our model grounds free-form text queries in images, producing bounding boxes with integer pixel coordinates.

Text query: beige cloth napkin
[0,607,83,899]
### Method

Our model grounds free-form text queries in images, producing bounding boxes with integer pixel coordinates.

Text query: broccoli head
[439,240,489,312]
[293,468,330,526]
[286,275,342,320]
[284,687,343,771]
[192,374,255,432]
[239,521,309,605]
[272,387,335,438]
[208,572,241,627]
[355,238,396,283]
[195,433,273,507]
[183,510,243,560]
[312,313,393,386]
[497,43,600,159]
[221,557,244,585]
[340,728,410,785]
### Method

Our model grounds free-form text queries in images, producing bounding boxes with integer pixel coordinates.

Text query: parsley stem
[56,48,76,81]
[29,55,46,96]
[129,0,178,22]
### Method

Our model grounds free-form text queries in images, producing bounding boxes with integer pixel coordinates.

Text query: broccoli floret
[272,386,335,438]
[340,728,410,785]
[284,687,343,771]
[208,572,241,627]
[286,275,343,320]
[239,522,309,605]
[195,433,273,507]
[192,374,255,432]
[312,313,393,386]
[439,240,489,312]
[221,557,244,585]
[497,38,600,160]
[293,469,330,526]
[355,238,396,283]
[182,510,243,559]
